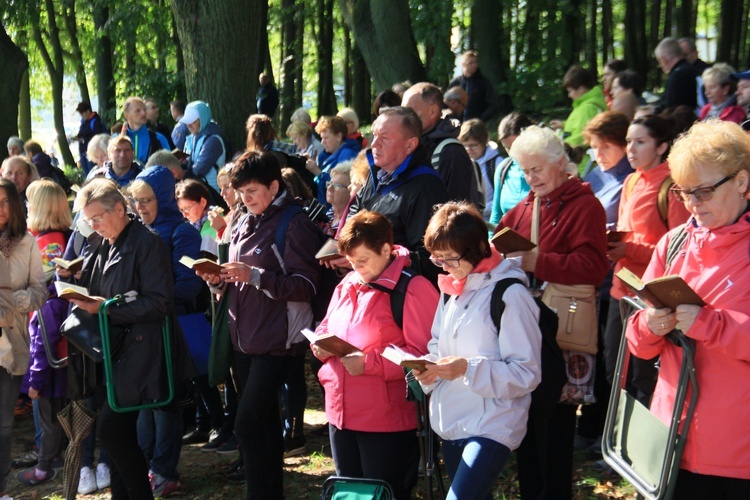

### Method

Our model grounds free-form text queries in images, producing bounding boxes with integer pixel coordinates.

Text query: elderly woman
[495,125,609,499]
[180,100,228,191]
[489,112,533,224]
[1,155,39,205]
[86,133,111,170]
[67,178,175,499]
[610,70,643,122]
[0,178,47,495]
[197,150,320,499]
[313,210,437,500]
[337,107,367,148]
[459,119,502,220]
[325,163,352,234]
[699,63,746,123]
[286,120,323,160]
[415,202,541,499]
[626,120,750,498]
[309,116,361,205]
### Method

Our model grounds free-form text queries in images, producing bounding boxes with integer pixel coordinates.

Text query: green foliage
[62,163,84,186]
[500,59,570,117]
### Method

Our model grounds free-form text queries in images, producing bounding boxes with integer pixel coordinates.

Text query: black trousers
[98,402,153,500]
[329,425,419,500]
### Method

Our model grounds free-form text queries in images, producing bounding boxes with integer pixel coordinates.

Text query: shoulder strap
[365,269,415,330]
[489,278,525,334]
[657,175,673,228]
[431,138,462,170]
[624,172,641,202]
[274,205,306,258]
[484,153,503,181]
[665,223,688,269]
[496,157,514,192]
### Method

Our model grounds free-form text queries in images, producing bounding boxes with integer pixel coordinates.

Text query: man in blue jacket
[121,97,171,164]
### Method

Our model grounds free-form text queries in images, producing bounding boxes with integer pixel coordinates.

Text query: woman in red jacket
[312,210,437,499]
[627,120,750,498]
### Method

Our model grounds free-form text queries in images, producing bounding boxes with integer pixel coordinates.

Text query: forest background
[1,0,749,169]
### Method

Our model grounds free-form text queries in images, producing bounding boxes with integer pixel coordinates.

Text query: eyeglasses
[131,197,154,206]
[463,143,482,151]
[179,202,197,214]
[670,171,738,203]
[429,252,466,269]
[82,211,107,226]
[326,181,347,191]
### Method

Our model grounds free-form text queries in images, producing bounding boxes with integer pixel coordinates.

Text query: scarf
[0,230,24,258]
[437,248,503,296]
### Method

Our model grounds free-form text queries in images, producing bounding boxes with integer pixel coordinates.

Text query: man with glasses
[86,135,141,187]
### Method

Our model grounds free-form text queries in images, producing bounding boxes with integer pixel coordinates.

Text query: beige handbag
[531,196,598,355]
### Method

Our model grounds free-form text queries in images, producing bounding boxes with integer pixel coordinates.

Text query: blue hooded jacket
[183,101,227,192]
[136,166,203,315]
[314,139,361,205]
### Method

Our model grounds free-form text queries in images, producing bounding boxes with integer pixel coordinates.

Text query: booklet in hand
[491,227,537,254]
[301,328,359,358]
[615,267,705,311]
[607,230,631,243]
[382,344,435,371]
[51,256,84,274]
[315,238,343,262]
[54,281,98,303]
[179,255,223,275]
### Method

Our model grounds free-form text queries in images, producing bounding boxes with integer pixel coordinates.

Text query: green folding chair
[601,296,699,500]
[321,476,395,500]
[98,295,174,413]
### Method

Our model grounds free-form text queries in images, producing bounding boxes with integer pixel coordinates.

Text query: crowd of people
[0,39,749,500]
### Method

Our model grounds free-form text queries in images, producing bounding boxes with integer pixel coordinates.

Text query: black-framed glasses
[670,171,738,203]
[130,197,154,206]
[429,251,467,269]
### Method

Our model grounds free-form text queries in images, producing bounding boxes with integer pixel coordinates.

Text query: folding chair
[321,476,395,500]
[98,295,174,413]
[601,296,699,500]
[37,309,68,369]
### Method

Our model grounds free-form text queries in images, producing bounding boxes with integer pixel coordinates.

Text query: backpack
[431,137,484,208]
[665,223,689,269]
[489,278,567,416]
[47,165,72,195]
[365,268,416,329]
[624,172,673,229]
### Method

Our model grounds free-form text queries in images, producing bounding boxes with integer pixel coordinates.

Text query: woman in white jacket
[414,202,542,499]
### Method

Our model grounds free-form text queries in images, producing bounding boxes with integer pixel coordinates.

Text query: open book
[179,255,223,275]
[491,227,537,254]
[382,344,435,371]
[615,267,705,311]
[54,281,98,302]
[301,328,359,358]
[315,238,343,262]
[51,256,84,274]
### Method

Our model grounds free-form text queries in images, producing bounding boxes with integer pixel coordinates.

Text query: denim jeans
[82,393,109,468]
[441,437,511,500]
[137,408,183,479]
[0,371,23,493]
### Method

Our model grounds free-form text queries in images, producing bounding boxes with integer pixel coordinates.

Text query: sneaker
[11,449,38,469]
[13,398,32,417]
[78,466,97,495]
[283,438,307,458]
[181,427,209,445]
[150,471,181,497]
[1,494,14,500]
[225,459,245,483]
[16,466,56,486]
[200,430,232,453]
[215,435,239,455]
[96,463,111,490]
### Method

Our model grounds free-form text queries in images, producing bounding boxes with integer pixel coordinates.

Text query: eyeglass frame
[130,196,154,206]
[669,171,738,203]
[326,181,348,191]
[179,202,198,214]
[82,211,108,227]
[429,251,467,269]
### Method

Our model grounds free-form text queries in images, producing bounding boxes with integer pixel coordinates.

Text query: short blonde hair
[509,125,568,166]
[337,108,359,131]
[702,63,736,92]
[349,150,370,190]
[286,121,313,140]
[128,179,155,199]
[26,179,72,233]
[73,177,126,213]
[668,119,750,192]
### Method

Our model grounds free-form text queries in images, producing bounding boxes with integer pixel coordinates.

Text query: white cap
[178,107,200,125]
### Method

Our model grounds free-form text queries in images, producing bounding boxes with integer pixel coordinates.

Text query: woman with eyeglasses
[175,178,219,258]
[626,120,750,498]
[311,210,437,500]
[324,163,352,235]
[413,202,541,500]
[604,116,690,402]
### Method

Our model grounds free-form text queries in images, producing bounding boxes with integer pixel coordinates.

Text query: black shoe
[226,458,245,483]
[283,437,307,458]
[182,428,210,445]
[200,431,232,453]
[215,435,239,454]
[12,449,39,469]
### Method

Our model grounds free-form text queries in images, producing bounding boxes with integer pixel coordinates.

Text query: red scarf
[437,248,503,296]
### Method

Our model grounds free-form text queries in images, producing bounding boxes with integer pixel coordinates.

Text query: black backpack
[365,268,416,329]
[490,278,566,416]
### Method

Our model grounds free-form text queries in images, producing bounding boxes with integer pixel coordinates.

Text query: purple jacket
[27,283,68,399]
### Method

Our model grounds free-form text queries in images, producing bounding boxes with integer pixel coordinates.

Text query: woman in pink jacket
[626,120,750,498]
[312,210,437,499]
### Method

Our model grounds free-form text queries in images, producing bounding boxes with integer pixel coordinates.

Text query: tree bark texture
[0,25,28,160]
[93,2,115,125]
[171,0,267,154]
[279,0,299,132]
[316,0,337,116]
[471,0,511,115]
[338,0,426,92]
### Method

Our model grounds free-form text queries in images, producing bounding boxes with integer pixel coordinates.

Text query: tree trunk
[587,0,598,71]
[717,0,743,66]
[0,24,28,160]
[294,2,304,110]
[171,0,266,153]
[350,40,371,124]
[93,2,115,125]
[472,0,512,115]
[602,0,614,62]
[316,0,337,116]
[32,0,75,167]
[344,24,352,105]
[19,70,31,140]
[61,0,90,104]
[625,0,649,90]
[677,0,695,38]
[338,0,427,92]
[279,0,298,132]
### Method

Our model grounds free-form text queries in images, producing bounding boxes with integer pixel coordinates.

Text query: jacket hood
[517,177,596,228]
[424,116,461,141]
[199,121,223,139]
[135,166,183,240]
[573,85,607,112]
[364,245,413,290]
[185,101,212,134]
[463,255,529,292]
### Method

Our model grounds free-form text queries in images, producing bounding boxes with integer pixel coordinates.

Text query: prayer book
[491,227,537,254]
[615,267,705,311]
[301,328,359,358]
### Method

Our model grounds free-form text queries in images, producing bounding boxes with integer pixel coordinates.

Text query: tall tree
[93,0,115,125]
[471,0,512,114]
[338,0,427,92]
[717,0,744,66]
[279,0,299,130]
[31,0,75,166]
[171,0,267,151]
[350,39,371,124]
[625,0,649,87]
[0,24,28,159]
[316,0,337,115]
[61,0,90,104]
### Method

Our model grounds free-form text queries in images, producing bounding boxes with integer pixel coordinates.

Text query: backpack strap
[496,157,514,193]
[147,130,161,159]
[365,269,415,330]
[657,175,673,229]
[489,278,525,333]
[273,204,306,260]
[484,153,503,182]
[623,171,641,202]
[430,138,462,170]
[665,223,688,269]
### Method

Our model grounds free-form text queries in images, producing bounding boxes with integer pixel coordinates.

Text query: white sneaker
[96,462,111,490]
[78,466,97,495]
[1,494,15,500]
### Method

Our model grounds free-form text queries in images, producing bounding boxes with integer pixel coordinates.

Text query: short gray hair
[73,177,127,213]
[86,133,111,161]
[702,62,736,89]
[146,150,182,171]
[509,125,568,166]
[655,37,683,60]
[330,160,353,179]
[6,136,23,152]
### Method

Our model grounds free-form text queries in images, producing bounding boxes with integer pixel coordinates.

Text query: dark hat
[75,101,92,113]
[730,69,750,81]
